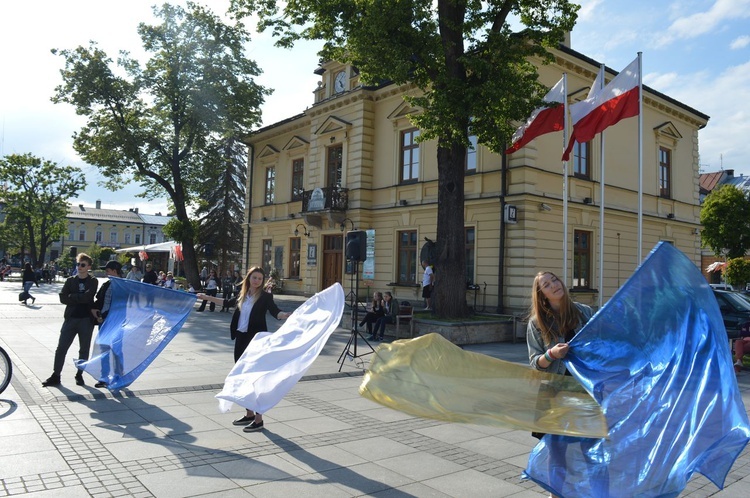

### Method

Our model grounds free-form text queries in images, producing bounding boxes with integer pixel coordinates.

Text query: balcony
[301,186,349,213]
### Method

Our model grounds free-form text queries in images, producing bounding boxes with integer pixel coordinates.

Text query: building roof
[66,204,172,225]
[138,213,172,226]
[67,204,143,223]
[699,171,727,193]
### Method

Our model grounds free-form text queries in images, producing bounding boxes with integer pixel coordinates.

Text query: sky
[1,0,748,216]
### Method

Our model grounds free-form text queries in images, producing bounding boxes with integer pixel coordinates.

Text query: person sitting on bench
[370,291,399,341]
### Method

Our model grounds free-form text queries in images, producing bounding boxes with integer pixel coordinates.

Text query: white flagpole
[637,52,643,263]
[562,73,569,285]
[599,64,604,309]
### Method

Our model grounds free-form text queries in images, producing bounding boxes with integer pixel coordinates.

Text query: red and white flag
[562,56,640,161]
[504,76,565,155]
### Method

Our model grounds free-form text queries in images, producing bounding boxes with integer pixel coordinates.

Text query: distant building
[48,200,172,261]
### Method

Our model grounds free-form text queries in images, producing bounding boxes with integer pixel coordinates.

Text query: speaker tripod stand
[337,256,374,371]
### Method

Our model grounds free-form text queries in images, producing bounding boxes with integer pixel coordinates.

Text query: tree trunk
[433,138,469,319]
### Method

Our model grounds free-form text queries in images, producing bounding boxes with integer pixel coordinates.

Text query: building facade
[242,43,708,316]
[49,201,171,261]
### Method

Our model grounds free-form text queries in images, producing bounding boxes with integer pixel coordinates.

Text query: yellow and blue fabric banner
[525,242,750,497]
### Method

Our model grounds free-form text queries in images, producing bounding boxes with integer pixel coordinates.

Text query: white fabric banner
[216,283,345,413]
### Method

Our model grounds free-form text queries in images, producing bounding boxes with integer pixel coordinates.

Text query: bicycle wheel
[0,346,12,395]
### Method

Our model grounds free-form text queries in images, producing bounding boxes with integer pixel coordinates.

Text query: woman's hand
[550,342,569,359]
[279,312,291,320]
[196,293,207,300]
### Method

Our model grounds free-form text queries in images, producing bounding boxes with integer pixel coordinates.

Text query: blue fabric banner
[76,277,197,390]
[524,242,750,497]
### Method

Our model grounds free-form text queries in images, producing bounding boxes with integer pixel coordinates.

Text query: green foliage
[700,185,750,259]
[724,258,750,288]
[162,218,198,243]
[100,247,117,263]
[228,0,578,317]
[85,243,103,264]
[0,153,82,265]
[51,2,269,287]
[195,137,246,271]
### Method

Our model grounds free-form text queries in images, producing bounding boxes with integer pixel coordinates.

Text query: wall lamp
[399,199,408,206]
[288,213,295,219]
[261,216,268,222]
[294,223,311,237]
[583,197,593,205]
[340,218,355,232]
[692,228,700,235]
[539,203,552,212]
[666,213,675,219]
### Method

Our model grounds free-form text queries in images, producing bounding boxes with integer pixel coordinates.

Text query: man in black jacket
[42,253,99,387]
[91,260,123,388]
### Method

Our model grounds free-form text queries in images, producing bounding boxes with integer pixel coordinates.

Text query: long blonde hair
[237,266,266,309]
[530,271,580,346]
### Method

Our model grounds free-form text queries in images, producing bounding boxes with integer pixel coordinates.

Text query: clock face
[334,71,347,93]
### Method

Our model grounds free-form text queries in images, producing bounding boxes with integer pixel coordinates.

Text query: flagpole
[637,52,643,263]
[597,64,605,309]
[562,73,569,285]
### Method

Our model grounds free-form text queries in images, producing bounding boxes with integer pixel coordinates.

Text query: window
[400,128,420,183]
[659,147,671,198]
[291,158,304,201]
[466,134,478,173]
[465,227,475,285]
[135,233,141,245]
[262,239,273,275]
[124,232,131,245]
[95,229,102,243]
[289,237,301,278]
[397,230,418,284]
[573,230,592,289]
[69,229,74,241]
[78,226,86,241]
[264,166,275,204]
[110,230,118,244]
[149,232,157,245]
[573,141,591,178]
[327,145,343,188]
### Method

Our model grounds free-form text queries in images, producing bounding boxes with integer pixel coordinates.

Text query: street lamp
[339,218,355,232]
[294,223,311,237]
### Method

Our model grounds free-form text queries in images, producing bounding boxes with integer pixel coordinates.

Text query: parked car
[712,289,750,339]
[710,283,734,291]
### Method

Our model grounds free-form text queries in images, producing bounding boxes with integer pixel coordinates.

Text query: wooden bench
[392,304,414,339]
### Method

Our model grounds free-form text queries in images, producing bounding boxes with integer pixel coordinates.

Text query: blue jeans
[373,316,395,338]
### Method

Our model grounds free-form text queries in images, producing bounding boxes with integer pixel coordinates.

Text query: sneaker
[75,374,85,386]
[31,297,36,305]
[367,335,376,341]
[94,381,108,388]
[243,421,264,432]
[42,374,61,387]
[232,415,256,426]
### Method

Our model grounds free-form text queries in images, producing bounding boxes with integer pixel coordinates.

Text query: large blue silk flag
[524,242,750,497]
[76,278,197,390]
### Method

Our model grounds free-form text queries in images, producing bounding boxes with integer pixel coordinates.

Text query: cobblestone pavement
[0,280,749,497]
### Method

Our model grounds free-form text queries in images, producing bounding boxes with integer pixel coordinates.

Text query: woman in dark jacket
[22,262,38,305]
[198,266,290,432]
[360,291,385,336]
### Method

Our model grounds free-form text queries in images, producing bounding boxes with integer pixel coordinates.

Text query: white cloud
[655,0,750,47]
[659,60,750,172]
[730,35,750,49]
[576,0,605,22]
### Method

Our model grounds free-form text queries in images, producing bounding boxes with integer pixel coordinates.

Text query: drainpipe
[497,151,508,314]
[245,144,254,272]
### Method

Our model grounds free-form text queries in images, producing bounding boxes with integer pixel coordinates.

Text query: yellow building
[242,43,708,315]
[49,201,171,261]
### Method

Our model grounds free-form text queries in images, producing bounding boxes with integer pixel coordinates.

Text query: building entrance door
[322,234,343,289]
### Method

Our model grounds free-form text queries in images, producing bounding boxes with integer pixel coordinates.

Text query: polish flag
[562,57,640,161]
[504,76,565,155]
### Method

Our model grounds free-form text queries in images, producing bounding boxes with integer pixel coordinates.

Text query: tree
[724,257,750,289]
[52,2,270,288]
[700,185,750,259]
[0,153,82,265]
[229,0,578,317]
[195,137,247,273]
